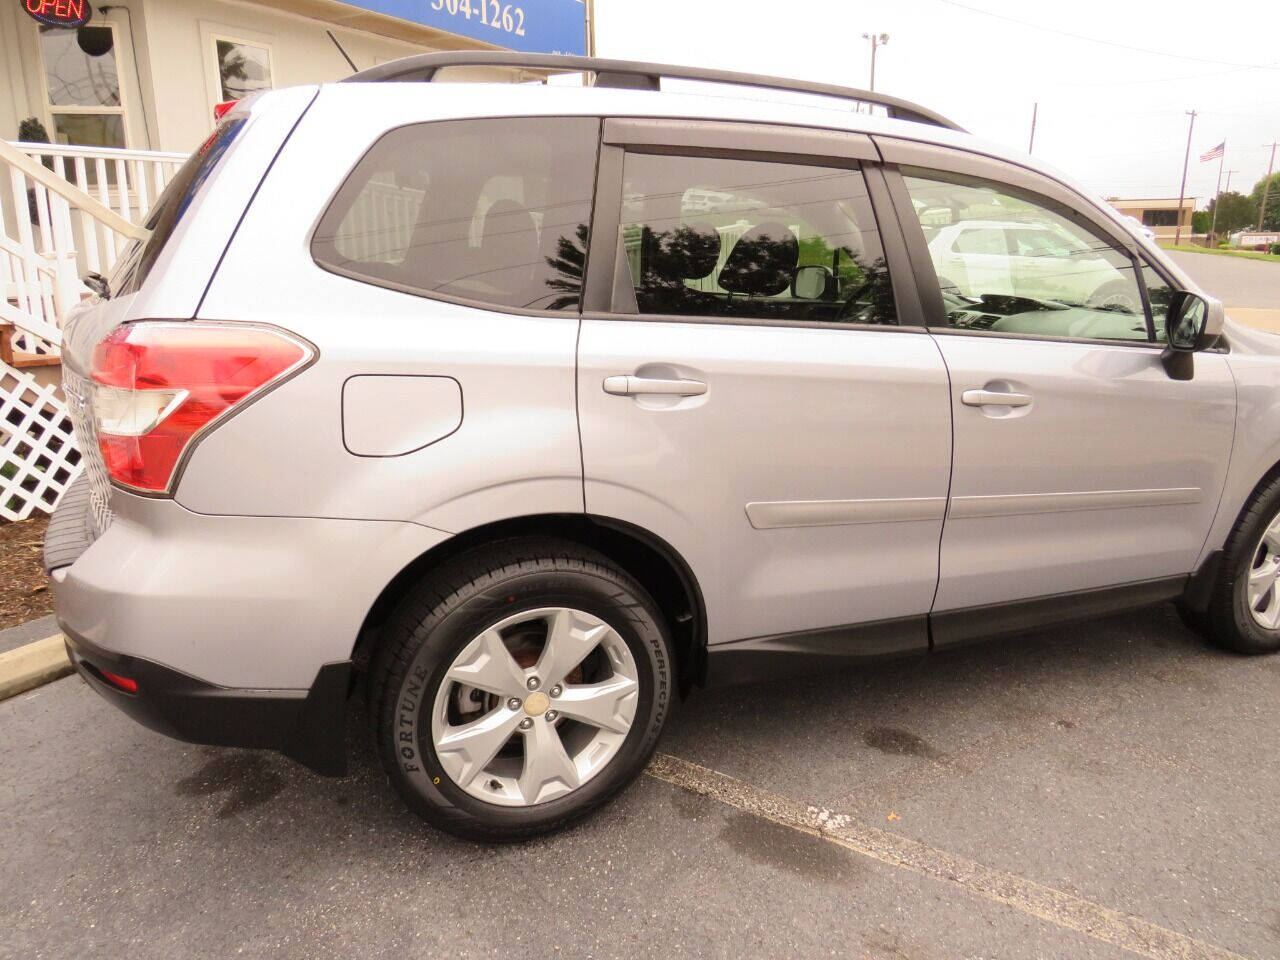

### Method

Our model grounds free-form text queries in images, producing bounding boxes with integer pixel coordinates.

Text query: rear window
[311,117,600,313]
[112,118,246,296]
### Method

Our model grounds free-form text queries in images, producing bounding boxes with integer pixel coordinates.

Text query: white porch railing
[1,140,173,521]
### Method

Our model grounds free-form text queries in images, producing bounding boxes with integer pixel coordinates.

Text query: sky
[592,0,1280,207]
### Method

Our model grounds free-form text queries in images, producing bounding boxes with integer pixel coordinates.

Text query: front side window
[615,153,895,325]
[313,117,599,312]
[904,171,1151,342]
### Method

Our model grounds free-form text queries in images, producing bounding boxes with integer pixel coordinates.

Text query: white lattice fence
[0,361,80,522]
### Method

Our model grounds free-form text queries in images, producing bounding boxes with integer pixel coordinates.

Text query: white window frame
[206,31,276,108]
[35,20,132,149]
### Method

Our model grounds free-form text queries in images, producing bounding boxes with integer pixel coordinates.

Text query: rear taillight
[89,322,312,494]
[213,99,239,121]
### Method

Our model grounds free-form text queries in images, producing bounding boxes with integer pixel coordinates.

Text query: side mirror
[1160,290,1223,380]
[1165,291,1209,352]
[792,264,834,300]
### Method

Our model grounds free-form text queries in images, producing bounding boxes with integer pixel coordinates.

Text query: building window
[39,24,127,149]
[215,38,273,101]
[1142,209,1180,227]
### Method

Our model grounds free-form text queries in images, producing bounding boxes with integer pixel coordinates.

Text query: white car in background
[924,219,1135,311]
[1124,215,1158,244]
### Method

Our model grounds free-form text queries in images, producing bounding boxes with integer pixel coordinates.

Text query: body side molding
[948,487,1202,520]
[745,497,946,529]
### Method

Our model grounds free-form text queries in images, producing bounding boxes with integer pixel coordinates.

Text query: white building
[3,0,589,154]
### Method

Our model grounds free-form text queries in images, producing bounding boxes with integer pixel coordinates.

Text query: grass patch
[1159,243,1280,263]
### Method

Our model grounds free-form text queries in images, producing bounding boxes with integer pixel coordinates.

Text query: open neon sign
[22,0,93,28]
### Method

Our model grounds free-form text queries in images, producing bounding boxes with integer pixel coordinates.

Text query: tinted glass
[616,153,895,325]
[313,118,599,312]
[112,118,247,296]
[903,171,1150,342]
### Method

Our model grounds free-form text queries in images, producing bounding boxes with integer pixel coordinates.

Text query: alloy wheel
[429,607,640,806]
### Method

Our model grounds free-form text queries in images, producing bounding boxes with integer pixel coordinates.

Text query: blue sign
[348,0,586,56]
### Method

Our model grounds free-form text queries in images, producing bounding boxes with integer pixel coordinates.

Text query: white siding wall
[140,0,429,153]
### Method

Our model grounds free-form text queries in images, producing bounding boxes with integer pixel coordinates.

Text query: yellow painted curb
[1227,307,1280,333]
[0,634,71,702]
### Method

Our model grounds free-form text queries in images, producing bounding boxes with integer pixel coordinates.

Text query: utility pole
[1174,110,1196,247]
[1209,146,1226,240]
[861,33,889,92]
[582,0,596,57]
[1224,169,1237,194]
[1028,102,1038,153]
[1258,141,1278,232]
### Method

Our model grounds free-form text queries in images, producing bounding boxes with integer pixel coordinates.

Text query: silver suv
[46,53,1280,840]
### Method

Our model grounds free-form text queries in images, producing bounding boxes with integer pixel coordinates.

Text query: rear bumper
[45,478,450,773]
[63,628,351,775]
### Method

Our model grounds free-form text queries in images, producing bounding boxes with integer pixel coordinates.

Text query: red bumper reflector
[99,669,138,694]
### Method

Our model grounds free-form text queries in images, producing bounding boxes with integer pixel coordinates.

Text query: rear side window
[112,118,246,296]
[312,117,599,312]
[613,152,896,325]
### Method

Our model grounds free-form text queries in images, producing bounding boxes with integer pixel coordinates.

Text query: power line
[932,0,1279,70]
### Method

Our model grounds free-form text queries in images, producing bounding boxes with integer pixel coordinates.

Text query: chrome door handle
[603,375,707,397]
[961,389,1032,407]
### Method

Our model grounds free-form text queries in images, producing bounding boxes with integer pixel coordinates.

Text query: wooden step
[0,322,61,369]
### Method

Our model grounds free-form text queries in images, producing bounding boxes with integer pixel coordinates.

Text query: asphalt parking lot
[4,603,1279,960]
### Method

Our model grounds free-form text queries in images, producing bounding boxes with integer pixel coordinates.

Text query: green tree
[1208,191,1257,235]
[1192,210,1211,234]
[1250,172,1280,231]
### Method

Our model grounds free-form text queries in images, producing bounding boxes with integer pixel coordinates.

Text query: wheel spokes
[517,719,580,804]
[1262,516,1280,555]
[553,676,639,734]
[535,609,611,688]
[445,627,528,698]
[436,707,522,789]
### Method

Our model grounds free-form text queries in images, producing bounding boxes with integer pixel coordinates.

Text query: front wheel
[371,539,673,840]
[1194,476,1280,655]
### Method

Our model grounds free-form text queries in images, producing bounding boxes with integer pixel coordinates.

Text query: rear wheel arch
[354,514,707,694]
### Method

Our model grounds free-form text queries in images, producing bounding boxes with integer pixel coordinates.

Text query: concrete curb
[0,635,71,703]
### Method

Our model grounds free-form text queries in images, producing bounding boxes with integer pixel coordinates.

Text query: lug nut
[518,717,533,730]
[526,676,540,691]
[507,697,521,710]
[545,710,559,722]
[549,685,562,697]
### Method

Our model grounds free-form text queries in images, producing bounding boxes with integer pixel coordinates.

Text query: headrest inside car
[719,222,799,296]
[645,221,721,282]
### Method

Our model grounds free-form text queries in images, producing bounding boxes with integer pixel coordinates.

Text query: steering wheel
[833,277,877,323]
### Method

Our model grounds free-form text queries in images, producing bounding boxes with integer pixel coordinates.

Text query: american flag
[1200,141,1225,162]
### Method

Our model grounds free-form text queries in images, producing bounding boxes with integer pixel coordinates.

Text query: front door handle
[603,375,707,397]
[961,389,1032,407]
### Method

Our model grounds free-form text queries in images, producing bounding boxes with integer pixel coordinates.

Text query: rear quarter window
[311,117,600,313]
[111,118,247,296]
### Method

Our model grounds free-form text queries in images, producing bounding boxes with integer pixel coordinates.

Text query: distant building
[1107,197,1196,241]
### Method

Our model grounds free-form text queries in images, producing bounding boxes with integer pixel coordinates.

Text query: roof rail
[343,52,965,133]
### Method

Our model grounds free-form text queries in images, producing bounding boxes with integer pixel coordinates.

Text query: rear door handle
[961,389,1032,407]
[603,375,707,397]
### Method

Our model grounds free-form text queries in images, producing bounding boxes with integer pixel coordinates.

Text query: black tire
[370,538,674,841]
[1197,475,1280,655]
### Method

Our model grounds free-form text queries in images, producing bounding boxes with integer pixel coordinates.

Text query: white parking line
[647,753,1251,960]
